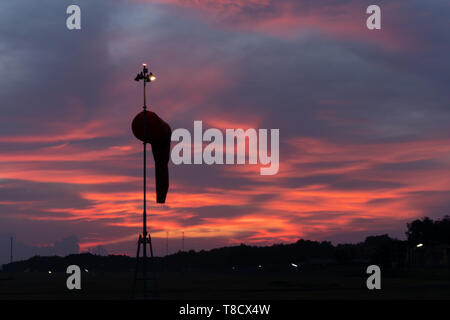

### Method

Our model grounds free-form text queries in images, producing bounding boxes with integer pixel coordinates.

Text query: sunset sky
[0,0,449,263]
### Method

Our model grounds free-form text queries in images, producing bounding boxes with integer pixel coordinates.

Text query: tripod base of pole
[131,232,158,299]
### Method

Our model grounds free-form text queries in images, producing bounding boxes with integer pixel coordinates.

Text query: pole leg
[149,233,154,257]
[143,234,148,298]
[131,235,142,299]
[147,233,159,298]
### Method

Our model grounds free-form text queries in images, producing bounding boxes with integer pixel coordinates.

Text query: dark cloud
[0,179,92,212]
[171,204,260,227]
[331,179,405,191]
[372,159,442,172]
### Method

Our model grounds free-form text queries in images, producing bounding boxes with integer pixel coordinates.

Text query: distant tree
[335,244,361,263]
[364,235,392,248]
[436,215,450,244]
[406,216,450,245]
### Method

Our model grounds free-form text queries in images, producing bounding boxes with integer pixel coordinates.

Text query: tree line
[3,215,449,272]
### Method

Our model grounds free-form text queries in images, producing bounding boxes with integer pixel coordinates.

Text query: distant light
[417,243,424,248]
[48,271,52,274]
[149,73,156,82]
[258,265,262,268]
[84,269,89,272]
[291,263,298,268]
[142,63,147,66]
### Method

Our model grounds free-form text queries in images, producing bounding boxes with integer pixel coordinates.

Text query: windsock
[132,110,172,203]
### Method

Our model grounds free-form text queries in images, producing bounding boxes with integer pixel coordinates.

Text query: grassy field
[1,267,449,300]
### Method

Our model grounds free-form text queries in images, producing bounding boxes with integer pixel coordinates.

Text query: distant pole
[166,231,169,256]
[182,231,185,252]
[10,237,13,264]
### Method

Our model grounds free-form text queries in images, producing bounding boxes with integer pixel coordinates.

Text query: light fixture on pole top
[134,63,156,84]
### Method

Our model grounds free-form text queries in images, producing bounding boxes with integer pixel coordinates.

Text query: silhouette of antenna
[130,63,157,299]
[10,236,13,264]
[166,231,169,256]
[182,231,185,252]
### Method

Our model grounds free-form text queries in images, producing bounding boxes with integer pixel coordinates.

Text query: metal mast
[131,63,157,299]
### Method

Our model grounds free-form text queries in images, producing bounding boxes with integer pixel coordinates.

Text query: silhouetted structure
[10,237,13,264]
[166,231,169,256]
[130,63,171,299]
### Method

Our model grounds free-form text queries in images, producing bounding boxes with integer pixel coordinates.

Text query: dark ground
[0,266,449,300]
